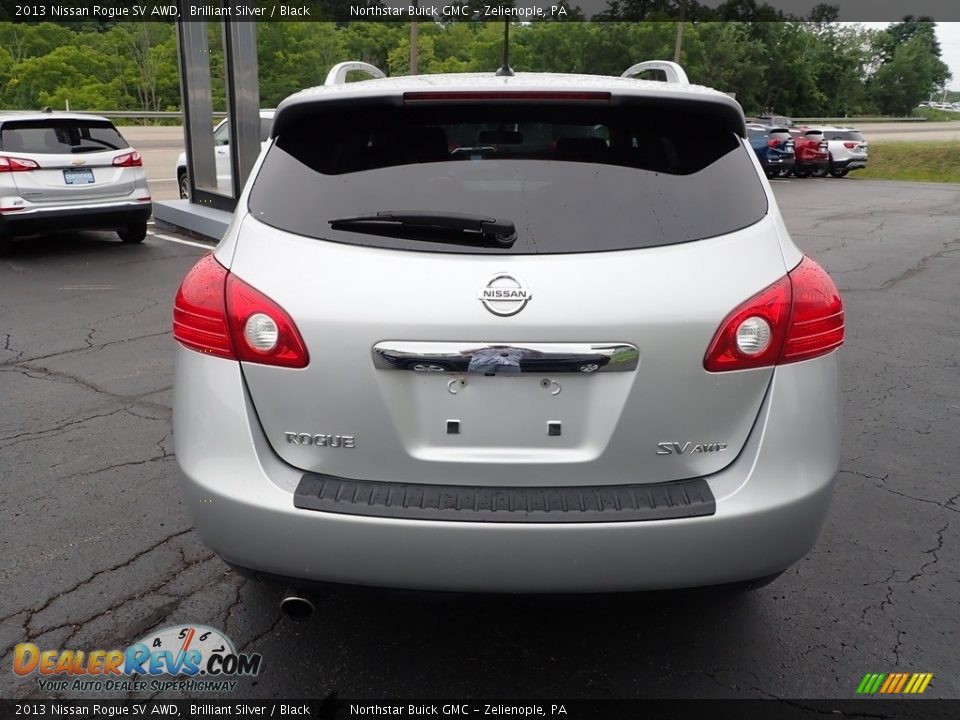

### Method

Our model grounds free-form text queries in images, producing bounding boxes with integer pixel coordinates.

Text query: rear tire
[794,168,812,178]
[178,170,190,199]
[812,166,828,178]
[118,222,147,244]
[830,168,849,178]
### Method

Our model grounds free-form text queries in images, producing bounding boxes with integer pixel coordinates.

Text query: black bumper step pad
[294,473,715,523]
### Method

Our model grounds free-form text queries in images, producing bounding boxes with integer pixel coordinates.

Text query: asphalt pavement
[0,177,958,700]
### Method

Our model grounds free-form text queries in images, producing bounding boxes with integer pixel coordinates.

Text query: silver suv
[173,62,844,593]
[0,112,151,251]
[807,126,869,178]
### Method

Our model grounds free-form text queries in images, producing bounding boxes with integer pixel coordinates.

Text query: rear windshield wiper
[329,211,517,246]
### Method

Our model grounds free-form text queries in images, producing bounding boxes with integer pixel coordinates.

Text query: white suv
[808,126,869,178]
[0,112,151,252]
[175,110,275,198]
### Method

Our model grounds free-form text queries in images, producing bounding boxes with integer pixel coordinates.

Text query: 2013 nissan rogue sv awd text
[172,61,844,593]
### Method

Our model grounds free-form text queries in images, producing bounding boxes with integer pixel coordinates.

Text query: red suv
[792,129,830,178]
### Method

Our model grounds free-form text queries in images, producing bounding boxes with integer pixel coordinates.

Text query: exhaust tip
[280,595,315,621]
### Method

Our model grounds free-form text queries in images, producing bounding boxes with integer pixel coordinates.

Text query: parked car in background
[0,112,151,252]
[175,110,275,199]
[807,126,869,178]
[754,114,793,128]
[746,123,795,178]
[172,61,845,594]
[792,129,830,178]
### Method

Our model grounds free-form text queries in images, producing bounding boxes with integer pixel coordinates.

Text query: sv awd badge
[657,442,728,455]
[285,432,356,448]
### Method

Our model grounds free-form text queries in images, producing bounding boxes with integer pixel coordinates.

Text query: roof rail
[621,61,689,85]
[324,61,386,86]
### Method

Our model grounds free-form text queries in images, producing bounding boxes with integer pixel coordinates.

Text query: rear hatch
[0,118,138,204]
[231,90,786,487]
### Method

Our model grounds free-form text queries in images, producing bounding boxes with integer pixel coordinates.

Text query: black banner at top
[2,0,960,22]
[0,699,959,720]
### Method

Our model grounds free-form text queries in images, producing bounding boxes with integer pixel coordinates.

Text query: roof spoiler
[621,61,689,85]
[324,61,386,86]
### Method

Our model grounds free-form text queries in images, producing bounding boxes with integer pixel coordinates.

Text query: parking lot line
[148,230,215,250]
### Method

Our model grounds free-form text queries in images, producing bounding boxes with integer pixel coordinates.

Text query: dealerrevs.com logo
[13,625,262,693]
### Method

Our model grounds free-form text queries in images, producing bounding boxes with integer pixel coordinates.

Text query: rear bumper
[174,349,841,593]
[0,201,152,237]
[831,157,868,170]
[763,156,795,174]
[795,157,829,171]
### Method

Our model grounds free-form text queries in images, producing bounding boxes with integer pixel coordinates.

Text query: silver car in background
[806,126,869,178]
[0,112,151,252]
[173,62,845,593]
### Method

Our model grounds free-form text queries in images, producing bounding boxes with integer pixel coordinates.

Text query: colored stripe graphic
[857,672,933,694]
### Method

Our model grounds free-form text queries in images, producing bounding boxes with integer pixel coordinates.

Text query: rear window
[0,119,129,154]
[825,130,864,141]
[249,101,767,254]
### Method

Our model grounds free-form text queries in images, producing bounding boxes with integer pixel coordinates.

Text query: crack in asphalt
[881,238,960,290]
[0,528,193,646]
[839,470,959,515]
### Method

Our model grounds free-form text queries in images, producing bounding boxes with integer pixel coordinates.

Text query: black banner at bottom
[1,699,959,720]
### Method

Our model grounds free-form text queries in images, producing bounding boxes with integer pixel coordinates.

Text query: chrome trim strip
[372,341,639,374]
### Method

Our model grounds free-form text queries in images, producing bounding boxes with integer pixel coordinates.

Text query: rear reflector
[0,155,39,172]
[404,91,611,104]
[112,151,142,167]
[704,256,843,372]
[173,253,309,368]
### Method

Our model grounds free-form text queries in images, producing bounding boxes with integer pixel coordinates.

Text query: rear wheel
[118,222,147,244]
[178,170,190,199]
[812,166,828,178]
[830,168,849,178]
[794,167,812,178]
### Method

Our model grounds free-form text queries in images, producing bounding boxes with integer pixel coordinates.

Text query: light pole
[673,0,687,64]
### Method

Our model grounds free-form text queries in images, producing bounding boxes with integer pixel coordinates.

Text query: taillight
[704,256,843,372]
[843,142,858,149]
[225,272,309,368]
[767,139,781,148]
[173,253,309,368]
[173,254,233,359]
[112,151,142,167]
[0,155,39,172]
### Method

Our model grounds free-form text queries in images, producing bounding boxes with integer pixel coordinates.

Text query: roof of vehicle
[281,71,739,107]
[0,111,113,124]
[803,126,862,132]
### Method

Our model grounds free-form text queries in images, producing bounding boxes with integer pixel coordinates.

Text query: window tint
[827,130,864,141]
[0,119,129,154]
[249,102,767,255]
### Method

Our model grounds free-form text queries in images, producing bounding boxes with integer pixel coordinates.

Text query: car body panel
[174,347,840,592]
[230,213,785,486]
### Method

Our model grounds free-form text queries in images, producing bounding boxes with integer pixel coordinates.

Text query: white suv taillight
[112,151,142,167]
[0,155,39,172]
[173,253,309,368]
[704,256,844,372]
